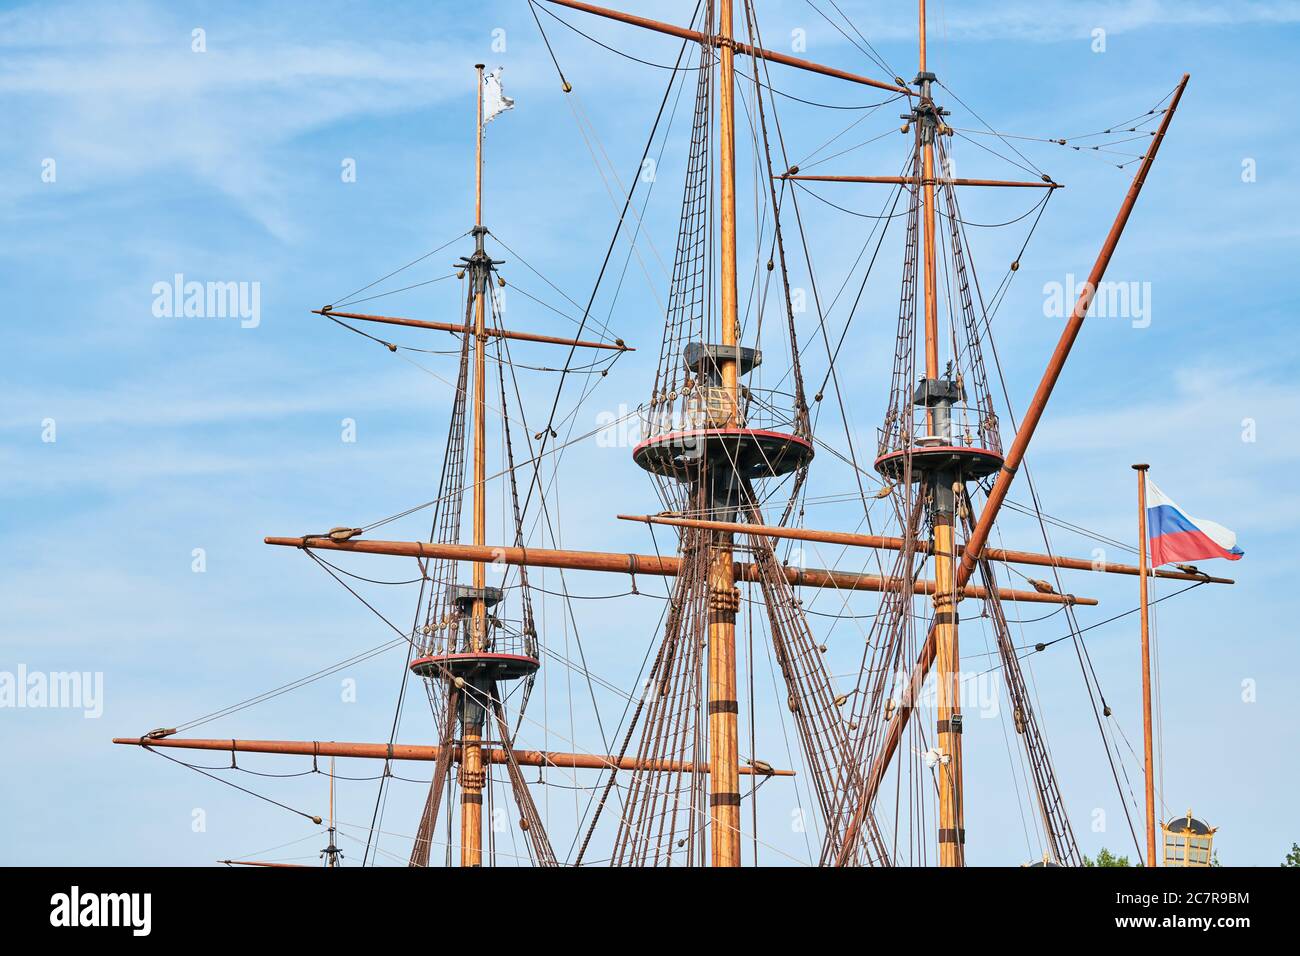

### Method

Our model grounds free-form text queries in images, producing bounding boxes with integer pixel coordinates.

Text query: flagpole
[1133,463,1157,866]
[475,64,484,227]
[327,756,338,868]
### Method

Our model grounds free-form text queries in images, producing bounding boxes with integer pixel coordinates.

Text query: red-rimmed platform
[633,427,814,480]
[875,444,1003,481]
[410,652,540,682]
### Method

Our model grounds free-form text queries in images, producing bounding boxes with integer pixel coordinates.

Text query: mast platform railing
[641,384,803,439]
[878,402,1002,460]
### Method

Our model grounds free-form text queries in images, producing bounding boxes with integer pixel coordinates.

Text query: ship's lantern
[1161,809,1216,866]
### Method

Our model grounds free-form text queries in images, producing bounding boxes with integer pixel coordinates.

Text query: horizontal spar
[778,173,1061,188]
[112,737,792,776]
[315,309,632,352]
[617,514,1232,585]
[263,535,1095,605]
[542,0,910,95]
[218,860,308,868]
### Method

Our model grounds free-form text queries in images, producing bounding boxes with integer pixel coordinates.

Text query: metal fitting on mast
[457,225,504,299]
[906,71,950,146]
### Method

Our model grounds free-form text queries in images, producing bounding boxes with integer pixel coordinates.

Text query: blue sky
[1,0,1297,866]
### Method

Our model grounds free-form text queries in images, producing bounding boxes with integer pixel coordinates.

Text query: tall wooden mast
[461,62,490,868]
[913,0,964,867]
[706,0,742,869]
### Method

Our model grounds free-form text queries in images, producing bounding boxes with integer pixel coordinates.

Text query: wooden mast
[913,0,965,867]
[461,62,489,868]
[1134,463,1157,866]
[918,0,939,380]
[475,63,485,226]
[708,0,742,869]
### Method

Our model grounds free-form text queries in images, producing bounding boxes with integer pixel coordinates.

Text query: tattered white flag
[483,66,515,125]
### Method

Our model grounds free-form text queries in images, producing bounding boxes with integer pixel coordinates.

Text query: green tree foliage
[1083,847,1133,867]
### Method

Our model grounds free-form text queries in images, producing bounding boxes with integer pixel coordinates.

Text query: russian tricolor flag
[1146,478,1244,566]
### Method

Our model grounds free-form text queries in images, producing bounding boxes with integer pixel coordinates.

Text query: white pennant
[483,66,514,125]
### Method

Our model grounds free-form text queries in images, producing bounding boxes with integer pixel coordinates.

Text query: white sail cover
[483,67,514,125]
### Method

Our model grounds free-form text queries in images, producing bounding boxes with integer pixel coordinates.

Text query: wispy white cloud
[0,1,470,239]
